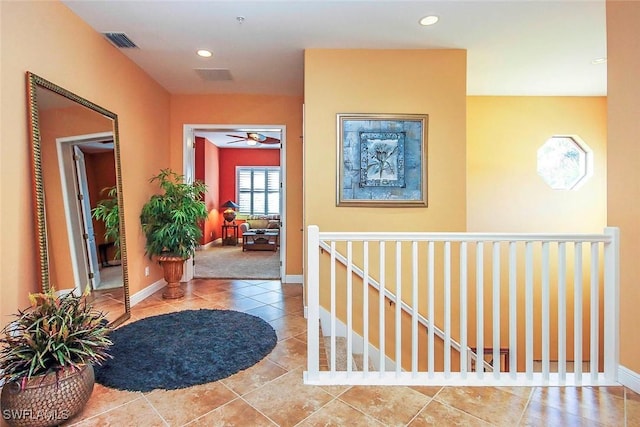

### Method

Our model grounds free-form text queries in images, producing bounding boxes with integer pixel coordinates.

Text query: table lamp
[221,200,240,223]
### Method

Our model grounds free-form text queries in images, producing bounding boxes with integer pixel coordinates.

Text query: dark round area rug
[94,309,277,392]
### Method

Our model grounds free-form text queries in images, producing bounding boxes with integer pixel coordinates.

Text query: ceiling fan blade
[260,136,281,144]
[226,139,245,144]
[226,134,248,140]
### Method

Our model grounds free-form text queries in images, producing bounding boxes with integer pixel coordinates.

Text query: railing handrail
[317,231,613,243]
[306,225,619,386]
[318,239,493,370]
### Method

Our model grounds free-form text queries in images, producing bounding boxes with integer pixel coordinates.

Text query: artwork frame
[337,113,428,207]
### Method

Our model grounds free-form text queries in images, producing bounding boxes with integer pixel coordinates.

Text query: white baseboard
[199,241,215,250]
[618,365,640,394]
[284,274,303,284]
[130,279,165,307]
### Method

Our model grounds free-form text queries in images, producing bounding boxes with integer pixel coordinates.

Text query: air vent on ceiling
[195,68,233,81]
[103,32,138,48]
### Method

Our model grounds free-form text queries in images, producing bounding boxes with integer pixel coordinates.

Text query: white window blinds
[236,167,280,215]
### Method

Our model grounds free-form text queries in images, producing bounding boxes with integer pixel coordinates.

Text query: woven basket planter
[1,364,94,427]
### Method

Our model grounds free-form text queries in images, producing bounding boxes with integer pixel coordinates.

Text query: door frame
[56,131,114,295]
[183,124,287,281]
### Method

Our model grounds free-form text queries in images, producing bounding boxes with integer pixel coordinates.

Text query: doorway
[56,132,122,294]
[183,124,287,281]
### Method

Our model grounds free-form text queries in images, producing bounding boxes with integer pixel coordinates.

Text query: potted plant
[140,168,208,299]
[91,186,120,260]
[0,287,112,427]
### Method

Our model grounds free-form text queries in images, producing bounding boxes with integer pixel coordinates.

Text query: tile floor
[30,279,640,426]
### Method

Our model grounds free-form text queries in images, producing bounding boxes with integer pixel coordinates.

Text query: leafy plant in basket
[140,168,208,299]
[0,287,112,427]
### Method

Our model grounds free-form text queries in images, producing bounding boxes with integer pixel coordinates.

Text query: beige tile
[249,291,286,305]
[166,295,218,311]
[65,384,142,424]
[255,280,287,292]
[233,285,274,297]
[189,280,237,296]
[144,382,237,426]
[294,331,308,343]
[410,386,443,398]
[268,313,307,340]
[129,303,178,320]
[339,385,431,426]
[226,297,267,312]
[297,398,385,426]
[221,358,287,396]
[435,386,529,426]
[130,291,166,309]
[243,368,333,427]
[279,284,303,297]
[185,398,276,426]
[246,304,286,322]
[319,384,352,397]
[202,292,264,312]
[530,386,624,426]
[408,399,492,427]
[495,386,534,399]
[266,336,307,370]
[69,396,167,426]
[521,398,603,427]
[269,295,304,314]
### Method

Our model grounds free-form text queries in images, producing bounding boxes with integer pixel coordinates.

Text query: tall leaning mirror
[27,71,130,326]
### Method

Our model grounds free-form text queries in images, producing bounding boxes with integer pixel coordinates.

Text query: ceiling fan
[226,132,280,146]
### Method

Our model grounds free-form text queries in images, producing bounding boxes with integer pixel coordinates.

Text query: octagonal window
[537,135,592,190]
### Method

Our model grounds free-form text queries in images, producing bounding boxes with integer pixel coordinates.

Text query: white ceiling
[196,129,282,148]
[62,0,607,98]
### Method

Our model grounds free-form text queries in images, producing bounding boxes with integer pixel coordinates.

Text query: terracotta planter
[157,255,186,299]
[0,364,94,427]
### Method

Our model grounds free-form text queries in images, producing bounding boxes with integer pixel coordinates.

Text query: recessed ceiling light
[591,57,607,65]
[197,49,212,58]
[419,15,439,26]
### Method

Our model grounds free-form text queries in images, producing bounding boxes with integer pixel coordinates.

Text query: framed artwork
[337,113,428,206]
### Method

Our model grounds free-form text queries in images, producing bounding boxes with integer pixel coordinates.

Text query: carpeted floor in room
[194,240,279,280]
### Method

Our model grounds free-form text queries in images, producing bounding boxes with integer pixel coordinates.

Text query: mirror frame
[26,71,131,326]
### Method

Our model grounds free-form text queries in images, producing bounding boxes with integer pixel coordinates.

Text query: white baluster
[509,241,517,378]
[558,242,567,383]
[492,241,500,378]
[476,241,484,379]
[525,241,534,380]
[460,242,468,378]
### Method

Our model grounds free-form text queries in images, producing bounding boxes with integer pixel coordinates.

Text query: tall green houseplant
[91,186,120,259]
[140,168,207,298]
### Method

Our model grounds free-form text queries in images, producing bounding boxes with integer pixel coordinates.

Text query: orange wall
[169,94,303,277]
[1,0,171,323]
[304,49,467,232]
[195,136,220,244]
[607,0,640,374]
[467,96,607,233]
[304,48,467,369]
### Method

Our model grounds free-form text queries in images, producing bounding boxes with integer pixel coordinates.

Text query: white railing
[305,226,619,386]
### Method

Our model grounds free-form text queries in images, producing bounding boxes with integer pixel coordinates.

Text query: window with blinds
[236,167,280,215]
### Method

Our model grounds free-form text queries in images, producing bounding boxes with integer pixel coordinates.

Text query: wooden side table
[221,223,238,246]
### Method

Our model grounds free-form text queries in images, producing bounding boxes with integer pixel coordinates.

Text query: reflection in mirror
[27,72,130,326]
